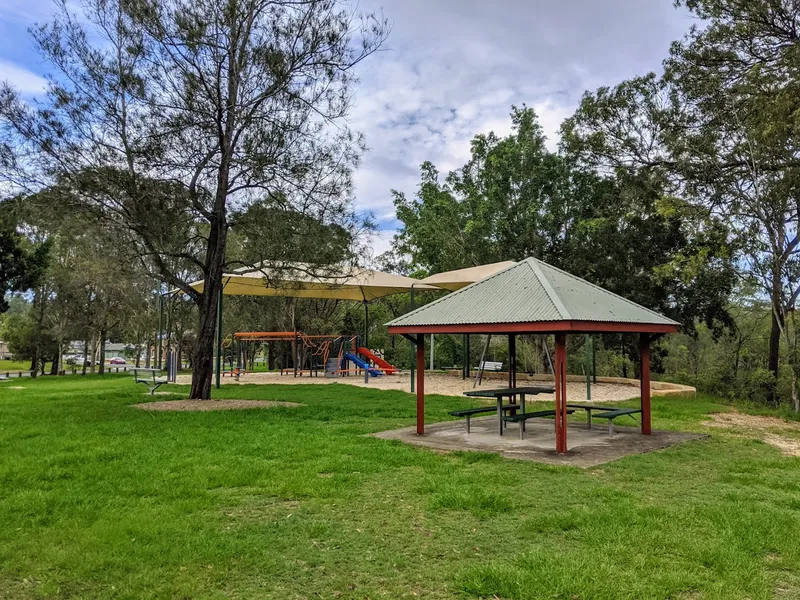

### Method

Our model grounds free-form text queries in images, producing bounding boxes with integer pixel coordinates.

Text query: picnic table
[463,386,555,435]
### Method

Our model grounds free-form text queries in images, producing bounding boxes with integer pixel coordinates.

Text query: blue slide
[343,353,383,377]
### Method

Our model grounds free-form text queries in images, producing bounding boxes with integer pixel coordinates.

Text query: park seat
[566,404,617,430]
[591,408,642,435]
[450,404,518,433]
[480,361,503,372]
[133,368,168,395]
[503,409,576,439]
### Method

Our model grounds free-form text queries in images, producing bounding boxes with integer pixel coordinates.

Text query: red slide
[358,347,399,375]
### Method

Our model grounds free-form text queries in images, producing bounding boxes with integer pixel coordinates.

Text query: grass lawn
[0,360,50,374]
[1,376,799,599]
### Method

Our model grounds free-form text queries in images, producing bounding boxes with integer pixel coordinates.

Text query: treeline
[383,0,800,410]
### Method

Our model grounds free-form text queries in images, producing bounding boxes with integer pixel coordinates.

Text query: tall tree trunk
[189,215,227,399]
[82,339,89,375]
[98,328,106,375]
[89,336,97,374]
[145,340,151,369]
[768,304,782,407]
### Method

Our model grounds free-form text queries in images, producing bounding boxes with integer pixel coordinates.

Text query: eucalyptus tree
[563,0,800,406]
[0,0,387,398]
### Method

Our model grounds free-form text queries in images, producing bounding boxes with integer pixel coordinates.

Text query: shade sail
[188,262,438,301]
[417,261,516,291]
[387,257,679,334]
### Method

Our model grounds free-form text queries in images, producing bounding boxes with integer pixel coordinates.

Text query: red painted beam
[388,321,678,336]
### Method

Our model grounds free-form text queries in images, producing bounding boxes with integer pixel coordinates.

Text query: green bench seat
[591,408,642,434]
[450,404,519,433]
[133,368,168,395]
[503,409,576,439]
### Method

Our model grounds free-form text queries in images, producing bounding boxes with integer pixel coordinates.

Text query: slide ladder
[357,347,398,374]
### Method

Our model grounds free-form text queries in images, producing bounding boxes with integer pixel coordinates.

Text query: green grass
[0,359,50,373]
[1,376,799,599]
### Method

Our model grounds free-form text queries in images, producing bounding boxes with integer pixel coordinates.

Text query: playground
[181,370,649,402]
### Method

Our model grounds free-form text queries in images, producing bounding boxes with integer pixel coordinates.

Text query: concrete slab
[372,417,707,468]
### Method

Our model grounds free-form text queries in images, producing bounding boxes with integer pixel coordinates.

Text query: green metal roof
[386,257,679,328]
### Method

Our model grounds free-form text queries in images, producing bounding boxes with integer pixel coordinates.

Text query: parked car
[67,355,91,366]
[109,357,127,365]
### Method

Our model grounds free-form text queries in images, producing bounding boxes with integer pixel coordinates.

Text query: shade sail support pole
[364,300,369,384]
[409,287,416,393]
[215,287,222,390]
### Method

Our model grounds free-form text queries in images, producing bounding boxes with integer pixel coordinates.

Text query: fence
[1,363,190,380]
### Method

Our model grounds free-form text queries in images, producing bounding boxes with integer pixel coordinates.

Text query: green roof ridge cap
[526,258,570,320]
[534,258,679,325]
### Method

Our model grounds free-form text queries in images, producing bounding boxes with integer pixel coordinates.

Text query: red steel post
[416,334,425,435]
[640,334,652,435]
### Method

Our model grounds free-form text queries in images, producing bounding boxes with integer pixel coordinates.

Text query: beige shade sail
[188,262,438,301]
[417,261,516,291]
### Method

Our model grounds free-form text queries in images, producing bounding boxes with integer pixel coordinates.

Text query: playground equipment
[231,331,398,379]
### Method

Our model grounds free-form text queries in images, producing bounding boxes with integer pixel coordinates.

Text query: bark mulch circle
[133,399,304,412]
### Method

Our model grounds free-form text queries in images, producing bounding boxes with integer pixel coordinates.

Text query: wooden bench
[503,409,576,439]
[450,405,519,433]
[133,368,168,395]
[479,361,503,372]
[591,408,642,435]
[566,404,619,430]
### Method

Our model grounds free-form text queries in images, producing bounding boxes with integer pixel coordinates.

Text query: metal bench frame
[504,409,576,439]
[133,368,168,395]
[592,408,642,435]
[450,405,518,434]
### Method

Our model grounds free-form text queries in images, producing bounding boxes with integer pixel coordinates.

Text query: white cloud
[349,0,693,257]
[0,59,47,94]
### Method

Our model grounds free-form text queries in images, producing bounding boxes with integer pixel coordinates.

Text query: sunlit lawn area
[1,375,799,599]
[0,360,50,374]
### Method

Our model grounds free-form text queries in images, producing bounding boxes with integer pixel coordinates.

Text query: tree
[563,1,800,406]
[0,0,387,398]
[0,200,49,314]
[395,107,737,334]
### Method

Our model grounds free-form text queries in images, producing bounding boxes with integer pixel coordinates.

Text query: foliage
[0,0,388,398]
[0,200,49,313]
[394,106,737,335]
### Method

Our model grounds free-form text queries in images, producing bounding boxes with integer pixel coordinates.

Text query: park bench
[566,404,619,430]
[591,408,642,435]
[503,409,576,440]
[479,361,503,372]
[133,368,168,395]
[450,404,519,433]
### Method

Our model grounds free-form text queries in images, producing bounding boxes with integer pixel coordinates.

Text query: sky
[0,0,694,259]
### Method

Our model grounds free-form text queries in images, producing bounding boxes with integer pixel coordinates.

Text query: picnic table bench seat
[503,408,576,439]
[450,404,519,433]
[566,404,621,431]
[591,407,642,434]
[133,368,168,395]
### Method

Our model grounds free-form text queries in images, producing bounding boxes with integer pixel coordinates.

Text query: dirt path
[704,410,800,457]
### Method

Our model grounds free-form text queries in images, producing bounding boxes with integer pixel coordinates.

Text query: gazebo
[386,258,679,454]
